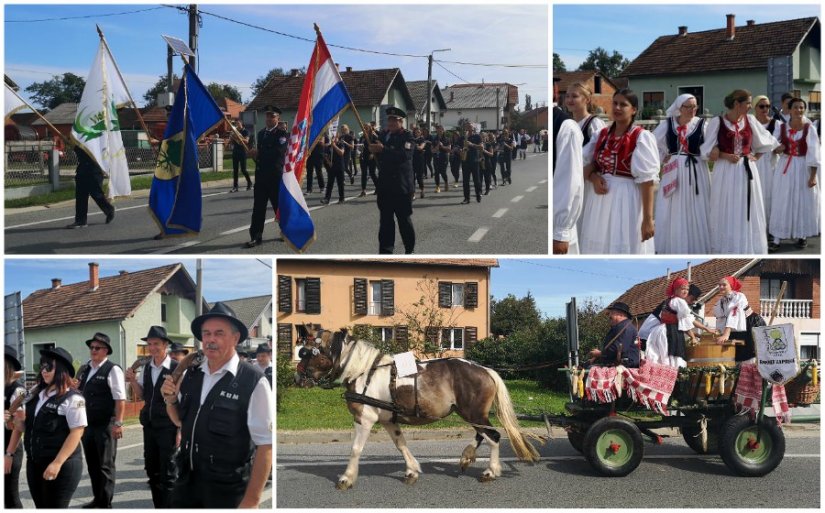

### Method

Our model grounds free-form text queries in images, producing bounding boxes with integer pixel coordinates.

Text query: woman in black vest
[4,347,25,508]
[12,348,85,508]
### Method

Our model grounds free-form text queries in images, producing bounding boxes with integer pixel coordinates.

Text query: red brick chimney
[51,278,61,290]
[678,26,688,36]
[89,262,99,291]
[346,66,352,72]
[746,19,755,26]
[726,14,736,40]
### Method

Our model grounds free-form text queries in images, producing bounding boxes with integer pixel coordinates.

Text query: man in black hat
[66,145,116,229]
[253,343,273,387]
[168,342,189,363]
[4,346,25,508]
[76,332,126,508]
[245,105,289,248]
[589,302,640,367]
[369,106,416,254]
[124,326,178,508]
[161,302,272,508]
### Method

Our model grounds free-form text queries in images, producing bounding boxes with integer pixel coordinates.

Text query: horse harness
[342,353,425,423]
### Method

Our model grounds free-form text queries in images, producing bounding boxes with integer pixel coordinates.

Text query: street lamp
[427,48,450,131]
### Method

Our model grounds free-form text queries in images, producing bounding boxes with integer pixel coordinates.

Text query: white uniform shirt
[712,291,749,331]
[84,358,127,401]
[144,355,173,387]
[553,118,584,244]
[34,388,88,428]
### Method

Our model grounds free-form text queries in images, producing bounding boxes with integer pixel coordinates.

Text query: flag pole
[6,85,67,143]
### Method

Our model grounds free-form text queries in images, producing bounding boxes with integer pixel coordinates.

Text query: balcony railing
[759,298,814,319]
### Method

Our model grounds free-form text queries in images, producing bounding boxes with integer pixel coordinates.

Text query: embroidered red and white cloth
[620,360,679,415]
[585,365,621,403]
[734,362,791,424]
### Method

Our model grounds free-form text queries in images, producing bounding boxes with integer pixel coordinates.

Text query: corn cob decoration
[578,369,585,399]
[704,373,712,396]
[812,361,818,387]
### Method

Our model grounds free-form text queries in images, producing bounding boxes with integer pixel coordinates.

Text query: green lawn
[276,380,568,431]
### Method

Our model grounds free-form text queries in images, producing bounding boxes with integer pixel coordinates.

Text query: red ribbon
[782,129,798,175]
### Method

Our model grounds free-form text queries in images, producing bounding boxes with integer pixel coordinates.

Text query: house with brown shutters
[553,70,619,116]
[276,259,498,360]
[620,15,821,118]
[19,262,208,374]
[611,259,820,359]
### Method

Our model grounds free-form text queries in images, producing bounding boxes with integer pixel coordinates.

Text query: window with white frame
[369,281,383,315]
[451,283,464,307]
[296,279,307,312]
[441,328,464,350]
[372,326,394,342]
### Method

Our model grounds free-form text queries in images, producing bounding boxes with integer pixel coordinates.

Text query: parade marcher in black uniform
[246,106,289,248]
[339,125,356,185]
[412,127,427,199]
[229,120,253,192]
[433,125,451,193]
[66,145,116,229]
[124,326,179,508]
[76,332,126,509]
[449,131,463,187]
[482,132,496,194]
[305,134,326,194]
[253,343,273,387]
[322,132,347,204]
[422,127,434,177]
[461,122,483,204]
[12,348,86,508]
[498,129,515,185]
[161,303,273,508]
[358,123,379,196]
[4,347,25,509]
[168,342,189,363]
[370,107,416,254]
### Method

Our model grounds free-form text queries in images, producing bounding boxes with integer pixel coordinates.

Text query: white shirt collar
[90,357,109,369]
[200,352,240,377]
[150,355,172,370]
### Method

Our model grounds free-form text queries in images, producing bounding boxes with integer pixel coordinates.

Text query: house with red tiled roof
[20,262,209,373]
[553,70,619,116]
[612,259,820,359]
[620,15,821,118]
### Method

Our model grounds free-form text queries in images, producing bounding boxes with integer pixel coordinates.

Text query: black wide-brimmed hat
[385,106,406,119]
[40,347,76,378]
[169,342,189,355]
[264,105,282,115]
[5,345,21,371]
[141,325,173,345]
[191,302,248,343]
[85,332,113,355]
[255,342,272,355]
[607,301,633,318]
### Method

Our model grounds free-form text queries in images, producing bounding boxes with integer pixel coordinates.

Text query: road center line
[468,227,489,242]
[538,179,547,184]
[492,208,508,218]
[511,195,524,203]
[525,186,537,192]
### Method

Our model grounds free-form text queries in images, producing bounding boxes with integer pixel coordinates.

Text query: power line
[434,61,471,84]
[255,259,272,270]
[436,59,546,69]
[5,6,165,23]
[510,259,647,282]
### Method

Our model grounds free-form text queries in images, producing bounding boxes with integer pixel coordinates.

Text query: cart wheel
[567,427,585,453]
[583,417,644,477]
[681,419,719,455]
[719,415,785,477]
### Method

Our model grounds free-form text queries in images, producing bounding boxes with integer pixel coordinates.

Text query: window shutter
[465,282,478,309]
[278,275,292,313]
[277,323,293,357]
[465,326,478,351]
[425,326,439,345]
[305,277,321,314]
[381,279,395,316]
[438,281,452,308]
[394,325,409,350]
[353,278,368,315]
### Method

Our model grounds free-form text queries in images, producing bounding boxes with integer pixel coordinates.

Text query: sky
[4,257,273,302]
[5,3,549,110]
[553,3,821,71]
[490,258,710,318]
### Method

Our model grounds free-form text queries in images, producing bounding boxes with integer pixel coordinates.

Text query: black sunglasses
[757,104,771,109]
[39,361,54,372]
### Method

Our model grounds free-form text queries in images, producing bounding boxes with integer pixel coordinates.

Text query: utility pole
[426,49,450,131]
[166,46,174,95]
[496,86,500,131]
[188,4,199,71]
[195,259,203,351]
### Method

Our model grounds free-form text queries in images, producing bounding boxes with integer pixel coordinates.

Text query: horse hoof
[460,445,477,471]
[479,473,496,483]
[459,457,476,472]
[404,474,419,485]
[336,480,352,491]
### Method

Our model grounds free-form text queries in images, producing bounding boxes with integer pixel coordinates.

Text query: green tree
[206,82,243,104]
[553,53,567,74]
[394,276,463,358]
[490,292,542,338]
[524,94,532,112]
[142,74,180,107]
[577,47,630,78]
[25,73,86,110]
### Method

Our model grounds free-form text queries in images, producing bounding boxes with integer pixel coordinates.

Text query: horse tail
[484,367,541,463]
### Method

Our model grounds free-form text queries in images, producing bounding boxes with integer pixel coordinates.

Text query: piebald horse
[312,330,541,490]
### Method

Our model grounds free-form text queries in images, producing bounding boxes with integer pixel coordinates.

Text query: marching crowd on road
[553,80,821,255]
[4,302,273,509]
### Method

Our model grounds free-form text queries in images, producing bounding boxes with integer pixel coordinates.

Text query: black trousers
[74,169,114,224]
[499,157,512,183]
[462,160,482,201]
[5,444,23,508]
[143,425,178,508]
[249,176,279,242]
[425,153,434,176]
[449,154,461,182]
[169,470,246,508]
[324,164,345,201]
[232,152,251,188]
[414,160,425,190]
[82,424,117,508]
[306,159,325,192]
[378,192,415,254]
[482,158,495,192]
[360,158,377,190]
[28,456,82,508]
[434,156,449,187]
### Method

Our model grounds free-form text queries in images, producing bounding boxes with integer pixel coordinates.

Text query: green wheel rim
[595,428,634,468]
[734,426,773,464]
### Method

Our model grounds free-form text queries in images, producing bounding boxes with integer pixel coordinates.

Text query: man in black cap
[253,343,273,387]
[161,302,272,508]
[460,122,483,204]
[66,145,116,229]
[168,342,189,363]
[369,106,416,254]
[76,332,126,508]
[245,105,289,248]
[124,326,178,508]
[589,302,640,368]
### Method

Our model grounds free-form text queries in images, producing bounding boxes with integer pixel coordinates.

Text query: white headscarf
[665,94,696,118]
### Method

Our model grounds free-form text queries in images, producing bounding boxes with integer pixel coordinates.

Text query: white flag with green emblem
[71,40,131,198]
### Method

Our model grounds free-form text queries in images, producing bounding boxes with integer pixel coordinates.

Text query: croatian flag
[280,27,354,252]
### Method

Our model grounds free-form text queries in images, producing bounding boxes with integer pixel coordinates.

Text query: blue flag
[149,64,223,236]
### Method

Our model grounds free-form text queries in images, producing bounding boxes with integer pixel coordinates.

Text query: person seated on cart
[713,275,761,362]
[589,302,640,368]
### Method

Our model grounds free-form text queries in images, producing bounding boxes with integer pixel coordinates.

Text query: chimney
[118,270,128,276]
[450,91,454,102]
[666,268,671,281]
[687,261,692,281]
[290,68,300,77]
[345,66,352,73]
[746,19,755,26]
[678,26,688,36]
[89,262,99,291]
[726,14,735,40]
[51,278,62,290]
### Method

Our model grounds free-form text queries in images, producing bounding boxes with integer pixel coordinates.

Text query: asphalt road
[5,153,548,255]
[15,424,272,509]
[275,428,819,508]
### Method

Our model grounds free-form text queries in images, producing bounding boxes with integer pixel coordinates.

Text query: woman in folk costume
[713,276,756,362]
[645,278,705,368]
[752,95,781,223]
[652,94,711,254]
[700,89,779,254]
[581,88,659,254]
[768,97,820,251]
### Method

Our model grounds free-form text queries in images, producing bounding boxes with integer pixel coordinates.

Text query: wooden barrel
[685,334,736,368]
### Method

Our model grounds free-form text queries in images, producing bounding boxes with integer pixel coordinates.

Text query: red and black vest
[665,117,704,155]
[779,123,810,157]
[593,125,643,178]
[653,299,679,325]
[716,115,753,155]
